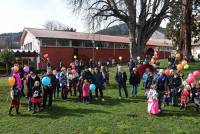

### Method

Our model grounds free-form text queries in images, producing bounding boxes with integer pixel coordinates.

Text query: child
[180,84,191,111]
[82,79,90,103]
[147,85,160,115]
[9,77,21,115]
[77,76,84,100]
[31,81,42,114]
[164,89,171,106]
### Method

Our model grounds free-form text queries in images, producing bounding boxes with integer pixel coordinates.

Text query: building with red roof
[20,28,172,69]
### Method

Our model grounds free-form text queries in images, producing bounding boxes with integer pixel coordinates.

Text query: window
[42,38,56,46]
[72,40,83,47]
[83,41,93,47]
[115,43,129,49]
[57,39,70,47]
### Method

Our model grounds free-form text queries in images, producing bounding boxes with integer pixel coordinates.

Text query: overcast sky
[0,0,167,34]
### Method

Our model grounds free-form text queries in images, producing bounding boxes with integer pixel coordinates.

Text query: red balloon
[165,69,171,76]
[187,76,195,84]
[193,71,200,78]
[71,69,76,75]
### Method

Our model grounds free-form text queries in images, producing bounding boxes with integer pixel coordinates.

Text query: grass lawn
[0,60,200,134]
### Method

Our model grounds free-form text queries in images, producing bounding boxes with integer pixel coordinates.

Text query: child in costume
[180,84,191,111]
[31,81,42,114]
[82,79,90,103]
[147,84,160,115]
[9,77,21,115]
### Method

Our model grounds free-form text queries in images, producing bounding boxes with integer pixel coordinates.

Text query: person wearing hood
[27,71,41,111]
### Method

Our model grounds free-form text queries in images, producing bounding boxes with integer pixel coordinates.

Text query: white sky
[0,0,167,34]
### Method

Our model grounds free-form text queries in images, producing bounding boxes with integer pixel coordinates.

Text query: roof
[20,28,172,47]
[13,50,38,57]
[21,28,129,44]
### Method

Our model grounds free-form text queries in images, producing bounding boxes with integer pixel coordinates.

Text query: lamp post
[118,56,123,65]
[92,41,95,61]
[74,55,77,60]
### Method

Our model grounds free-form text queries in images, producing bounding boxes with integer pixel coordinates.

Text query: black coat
[129,72,140,86]
[27,75,41,97]
[115,71,127,85]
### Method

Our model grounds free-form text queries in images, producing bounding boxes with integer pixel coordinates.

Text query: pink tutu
[148,100,160,115]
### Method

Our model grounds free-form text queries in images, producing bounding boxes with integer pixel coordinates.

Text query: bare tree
[43,20,76,32]
[68,0,174,58]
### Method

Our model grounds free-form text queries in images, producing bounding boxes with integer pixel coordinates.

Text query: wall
[23,31,40,52]
[39,47,170,69]
[78,48,130,63]
[40,47,74,69]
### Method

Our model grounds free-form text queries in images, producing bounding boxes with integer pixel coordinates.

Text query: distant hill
[0,32,21,49]
[96,23,167,39]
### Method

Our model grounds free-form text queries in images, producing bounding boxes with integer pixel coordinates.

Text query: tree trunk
[179,0,192,59]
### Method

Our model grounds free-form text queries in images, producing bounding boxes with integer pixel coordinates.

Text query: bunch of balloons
[186,70,200,84]
[176,60,189,71]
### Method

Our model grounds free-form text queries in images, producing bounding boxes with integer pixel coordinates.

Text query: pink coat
[13,72,22,89]
[82,83,90,97]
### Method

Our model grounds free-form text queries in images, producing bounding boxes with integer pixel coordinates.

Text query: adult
[42,69,56,109]
[27,71,41,111]
[93,67,105,101]
[155,70,168,110]
[128,58,136,72]
[170,73,182,106]
[59,67,68,100]
[129,68,140,97]
[115,66,128,98]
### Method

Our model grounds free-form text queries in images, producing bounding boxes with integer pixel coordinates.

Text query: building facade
[20,28,173,69]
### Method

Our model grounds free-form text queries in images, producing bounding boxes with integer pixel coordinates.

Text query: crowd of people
[8,54,200,116]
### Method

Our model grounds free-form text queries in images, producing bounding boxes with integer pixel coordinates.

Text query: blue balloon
[42,77,51,86]
[89,84,96,92]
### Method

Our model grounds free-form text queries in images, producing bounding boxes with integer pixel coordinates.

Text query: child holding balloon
[9,77,21,115]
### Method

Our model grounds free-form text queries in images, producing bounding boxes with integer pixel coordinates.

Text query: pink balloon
[71,69,76,75]
[187,76,195,84]
[193,71,200,78]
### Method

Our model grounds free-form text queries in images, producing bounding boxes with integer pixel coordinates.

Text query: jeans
[158,92,164,109]
[61,85,68,100]
[28,97,32,110]
[172,88,178,106]
[43,88,53,109]
[131,85,138,97]
[118,84,128,98]
[95,86,104,98]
